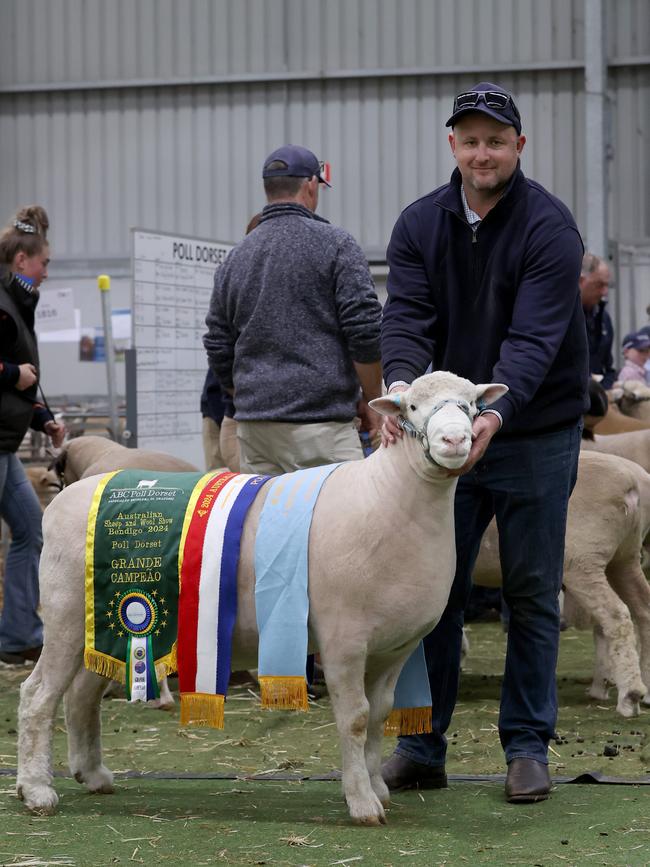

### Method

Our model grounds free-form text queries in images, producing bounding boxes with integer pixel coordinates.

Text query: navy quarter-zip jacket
[381,165,589,435]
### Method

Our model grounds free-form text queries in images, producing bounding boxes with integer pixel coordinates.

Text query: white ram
[17,372,506,825]
[474,451,650,717]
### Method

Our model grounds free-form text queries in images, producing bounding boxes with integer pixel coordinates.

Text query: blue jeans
[0,453,44,651]
[396,422,581,767]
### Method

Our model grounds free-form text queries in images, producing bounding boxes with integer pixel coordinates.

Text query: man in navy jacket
[380,82,589,803]
[579,252,616,388]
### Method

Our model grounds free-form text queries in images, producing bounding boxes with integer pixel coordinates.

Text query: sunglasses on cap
[318,160,332,186]
[453,91,512,112]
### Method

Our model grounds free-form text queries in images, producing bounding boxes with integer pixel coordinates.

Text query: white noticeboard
[131,229,233,469]
[35,287,76,333]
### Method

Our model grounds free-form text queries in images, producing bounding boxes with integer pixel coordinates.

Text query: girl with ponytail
[0,205,65,665]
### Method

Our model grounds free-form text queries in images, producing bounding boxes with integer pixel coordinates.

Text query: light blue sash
[393,642,432,710]
[253,459,432,733]
[254,463,341,700]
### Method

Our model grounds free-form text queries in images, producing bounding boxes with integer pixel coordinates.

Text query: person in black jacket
[200,213,264,473]
[0,206,65,666]
[579,252,616,388]
[380,83,588,804]
[201,369,242,472]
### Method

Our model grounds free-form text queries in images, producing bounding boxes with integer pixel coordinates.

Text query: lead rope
[38,383,56,424]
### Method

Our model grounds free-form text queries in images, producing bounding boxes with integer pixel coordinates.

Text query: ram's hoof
[18,783,59,815]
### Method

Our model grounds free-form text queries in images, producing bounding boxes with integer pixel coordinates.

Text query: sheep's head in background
[24,466,63,510]
[613,381,650,423]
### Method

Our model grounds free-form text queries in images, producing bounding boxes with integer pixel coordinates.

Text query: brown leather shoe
[505,758,552,803]
[381,753,448,792]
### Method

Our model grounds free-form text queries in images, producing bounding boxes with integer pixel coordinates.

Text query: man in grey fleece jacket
[203,144,383,475]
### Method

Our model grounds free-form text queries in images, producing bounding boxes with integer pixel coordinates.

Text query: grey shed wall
[1,0,649,258]
[0,0,648,395]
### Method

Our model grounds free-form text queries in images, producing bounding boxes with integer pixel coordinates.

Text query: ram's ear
[369,393,405,417]
[475,383,508,406]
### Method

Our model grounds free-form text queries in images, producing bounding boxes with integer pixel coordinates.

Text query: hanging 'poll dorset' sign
[130,229,234,470]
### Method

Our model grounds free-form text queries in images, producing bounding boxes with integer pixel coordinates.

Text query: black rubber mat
[2,768,648,784]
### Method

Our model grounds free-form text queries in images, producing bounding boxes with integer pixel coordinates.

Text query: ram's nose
[442,432,469,448]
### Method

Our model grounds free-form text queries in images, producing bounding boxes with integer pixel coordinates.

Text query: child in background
[617,331,650,384]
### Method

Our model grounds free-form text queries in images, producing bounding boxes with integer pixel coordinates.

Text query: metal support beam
[584,0,609,259]
[2,54,648,98]
[0,59,586,96]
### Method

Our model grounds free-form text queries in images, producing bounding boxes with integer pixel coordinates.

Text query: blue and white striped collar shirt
[459,186,504,430]
[461,186,481,231]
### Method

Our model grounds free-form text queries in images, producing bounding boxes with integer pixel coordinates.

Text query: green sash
[84,469,210,690]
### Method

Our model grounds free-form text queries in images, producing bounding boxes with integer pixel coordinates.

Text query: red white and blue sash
[177,472,270,726]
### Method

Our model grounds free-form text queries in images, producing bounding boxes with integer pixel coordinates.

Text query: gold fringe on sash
[155,655,174,681]
[84,649,177,689]
[154,646,177,679]
[168,642,178,673]
[180,693,225,729]
[259,675,309,711]
[384,707,432,737]
[84,648,125,683]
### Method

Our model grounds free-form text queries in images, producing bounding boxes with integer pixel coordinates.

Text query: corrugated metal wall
[0,0,584,84]
[0,0,648,262]
[610,66,650,243]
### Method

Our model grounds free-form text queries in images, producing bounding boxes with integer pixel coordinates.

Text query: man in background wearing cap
[380,83,588,803]
[204,144,382,474]
[637,324,650,384]
[580,252,616,388]
[617,331,650,384]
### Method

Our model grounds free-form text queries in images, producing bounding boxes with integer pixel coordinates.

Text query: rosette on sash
[84,469,214,697]
[116,591,161,701]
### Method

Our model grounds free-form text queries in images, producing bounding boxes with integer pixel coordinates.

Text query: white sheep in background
[610,381,650,424]
[53,435,198,486]
[17,372,506,825]
[23,466,62,510]
[582,428,650,474]
[593,403,650,435]
[587,382,650,435]
[473,450,650,717]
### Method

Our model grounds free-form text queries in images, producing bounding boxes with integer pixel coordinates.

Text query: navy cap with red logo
[262,144,331,187]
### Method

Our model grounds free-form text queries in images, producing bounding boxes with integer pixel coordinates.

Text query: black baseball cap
[262,144,331,187]
[446,82,522,136]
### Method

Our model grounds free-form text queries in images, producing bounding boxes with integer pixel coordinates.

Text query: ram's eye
[409,404,417,412]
